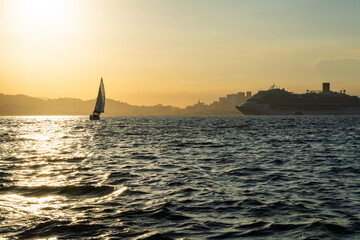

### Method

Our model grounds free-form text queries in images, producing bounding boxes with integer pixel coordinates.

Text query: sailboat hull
[90,114,100,120]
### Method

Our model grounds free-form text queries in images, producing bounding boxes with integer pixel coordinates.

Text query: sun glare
[17,0,64,30]
[7,0,71,40]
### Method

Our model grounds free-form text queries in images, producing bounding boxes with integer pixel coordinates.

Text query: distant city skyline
[0,89,252,115]
[0,89,252,108]
[1,0,360,107]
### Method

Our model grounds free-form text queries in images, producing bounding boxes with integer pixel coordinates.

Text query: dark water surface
[0,116,360,239]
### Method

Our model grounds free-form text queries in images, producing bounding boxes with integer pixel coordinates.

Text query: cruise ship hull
[236,104,360,115]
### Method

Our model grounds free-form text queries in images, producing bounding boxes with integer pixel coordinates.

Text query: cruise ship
[236,83,360,115]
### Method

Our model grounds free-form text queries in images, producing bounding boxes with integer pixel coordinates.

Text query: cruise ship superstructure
[236,83,360,115]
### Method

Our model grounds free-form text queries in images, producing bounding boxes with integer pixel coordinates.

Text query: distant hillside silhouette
[0,93,243,116]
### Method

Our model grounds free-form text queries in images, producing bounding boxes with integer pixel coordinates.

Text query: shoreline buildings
[185,91,252,115]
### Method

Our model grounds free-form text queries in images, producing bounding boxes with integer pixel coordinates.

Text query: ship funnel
[322,82,330,92]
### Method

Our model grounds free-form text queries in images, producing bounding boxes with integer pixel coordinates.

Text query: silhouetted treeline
[0,93,242,116]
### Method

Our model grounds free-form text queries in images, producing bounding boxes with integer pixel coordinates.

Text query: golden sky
[1,0,360,107]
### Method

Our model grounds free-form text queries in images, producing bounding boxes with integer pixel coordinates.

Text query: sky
[1,0,360,107]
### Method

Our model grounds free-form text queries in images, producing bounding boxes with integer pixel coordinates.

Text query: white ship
[236,83,360,115]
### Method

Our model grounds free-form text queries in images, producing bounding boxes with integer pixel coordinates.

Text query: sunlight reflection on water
[0,194,67,219]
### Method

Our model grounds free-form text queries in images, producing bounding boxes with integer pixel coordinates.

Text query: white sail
[94,78,105,113]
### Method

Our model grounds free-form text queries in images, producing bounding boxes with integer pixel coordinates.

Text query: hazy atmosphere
[1,0,360,107]
[1,1,360,238]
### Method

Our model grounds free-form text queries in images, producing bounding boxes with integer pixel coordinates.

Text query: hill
[0,93,243,116]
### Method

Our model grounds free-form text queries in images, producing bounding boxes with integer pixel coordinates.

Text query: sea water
[0,116,359,239]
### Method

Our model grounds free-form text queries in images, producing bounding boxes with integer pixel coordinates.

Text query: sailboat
[90,78,105,120]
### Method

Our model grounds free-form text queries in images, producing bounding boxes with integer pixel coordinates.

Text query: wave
[130,152,158,160]
[208,220,356,239]
[17,220,107,239]
[48,156,87,163]
[104,171,137,185]
[114,202,191,223]
[0,185,120,198]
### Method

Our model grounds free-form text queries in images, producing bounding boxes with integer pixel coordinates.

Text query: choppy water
[0,116,360,239]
